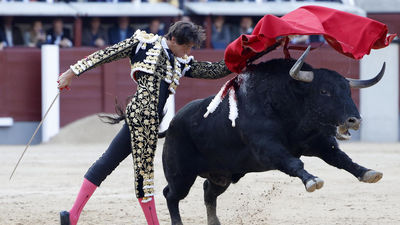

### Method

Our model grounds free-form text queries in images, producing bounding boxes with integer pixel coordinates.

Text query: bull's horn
[289,45,314,82]
[347,62,385,88]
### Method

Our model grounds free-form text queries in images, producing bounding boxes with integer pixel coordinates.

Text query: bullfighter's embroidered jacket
[69,29,232,200]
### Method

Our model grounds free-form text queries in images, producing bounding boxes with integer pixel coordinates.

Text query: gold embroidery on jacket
[189,60,232,79]
[130,36,162,79]
[125,74,160,199]
[70,35,139,76]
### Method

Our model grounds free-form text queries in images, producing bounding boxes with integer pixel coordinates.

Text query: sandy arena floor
[1,116,400,225]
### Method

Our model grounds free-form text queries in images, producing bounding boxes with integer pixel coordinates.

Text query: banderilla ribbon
[9,91,61,180]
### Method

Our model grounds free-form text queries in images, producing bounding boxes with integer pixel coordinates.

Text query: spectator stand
[71,2,182,46]
[0,1,182,144]
[0,2,77,40]
[0,2,182,47]
[183,0,366,48]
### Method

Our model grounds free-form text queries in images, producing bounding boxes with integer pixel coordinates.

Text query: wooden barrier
[0,46,360,127]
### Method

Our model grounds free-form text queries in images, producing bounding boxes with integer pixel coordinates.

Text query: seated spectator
[211,16,231,50]
[108,17,134,45]
[145,18,164,36]
[82,17,108,48]
[0,28,4,50]
[290,35,309,44]
[170,16,191,26]
[87,0,130,2]
[0,16,24,47]
[24,20,46,48]
[54,0,78,2]
[239,16,253,35]
[309,34,325,43]
[296,0,342,2]
[230,16,253,42]
[180,16,191,22]
[46,18,73,48]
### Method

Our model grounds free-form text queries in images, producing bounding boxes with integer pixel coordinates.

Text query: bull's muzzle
[345,116,361,130]
[336,117,361,140]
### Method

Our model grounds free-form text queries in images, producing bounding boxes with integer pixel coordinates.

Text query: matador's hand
[57,69,75,91]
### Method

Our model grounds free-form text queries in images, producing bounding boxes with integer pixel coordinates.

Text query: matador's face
[168,37,194,58]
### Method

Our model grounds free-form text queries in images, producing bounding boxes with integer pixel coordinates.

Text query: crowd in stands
[210,15,324,49]
[0,16,75,49]
[0,16,157,49]
[0,0,342,2]
[0,16,24,49]
[0,15,325,51]
[211,16,254,49]
[0,0,182,7]
[0,0,174,2]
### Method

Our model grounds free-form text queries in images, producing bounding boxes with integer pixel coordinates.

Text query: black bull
[162,57,385,225]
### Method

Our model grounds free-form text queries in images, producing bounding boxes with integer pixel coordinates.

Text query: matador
[58,21,231,225]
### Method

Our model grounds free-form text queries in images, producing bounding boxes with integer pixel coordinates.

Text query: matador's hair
[165,21,206,48]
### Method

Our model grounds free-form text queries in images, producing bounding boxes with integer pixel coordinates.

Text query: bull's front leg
[273,152,325,192]
[311,137,382,183]
[251,139,324,192]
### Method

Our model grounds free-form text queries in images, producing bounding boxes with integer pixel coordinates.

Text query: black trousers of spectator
[84,123,132,187]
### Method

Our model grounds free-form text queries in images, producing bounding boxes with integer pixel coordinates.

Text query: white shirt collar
[161,37,170,59]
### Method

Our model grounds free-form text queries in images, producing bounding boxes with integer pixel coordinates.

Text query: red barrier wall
[0,48,42,120]
[0,46,360,127]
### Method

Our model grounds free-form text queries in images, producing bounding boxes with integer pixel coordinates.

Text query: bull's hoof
[359,170,383,183]
[305,177,324,192]
[172,222,184,225]
[207,218,221,225]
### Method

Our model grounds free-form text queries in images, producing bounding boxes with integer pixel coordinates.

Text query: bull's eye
[320,89,331,96]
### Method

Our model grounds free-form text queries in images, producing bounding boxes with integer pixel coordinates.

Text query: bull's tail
[100,112,168,139]
[98,97,127,125]
[98,113,126,124]
[98,96,129,124]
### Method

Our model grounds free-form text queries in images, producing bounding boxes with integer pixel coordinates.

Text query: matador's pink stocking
[139,197,160,225]
[61,178,97,225]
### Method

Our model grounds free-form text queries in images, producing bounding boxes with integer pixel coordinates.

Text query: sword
[9,91,60,180]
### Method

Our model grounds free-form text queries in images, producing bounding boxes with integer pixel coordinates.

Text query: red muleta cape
[225,5,397,73]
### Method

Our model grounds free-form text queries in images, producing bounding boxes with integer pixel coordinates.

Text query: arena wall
[0,46,360,128]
